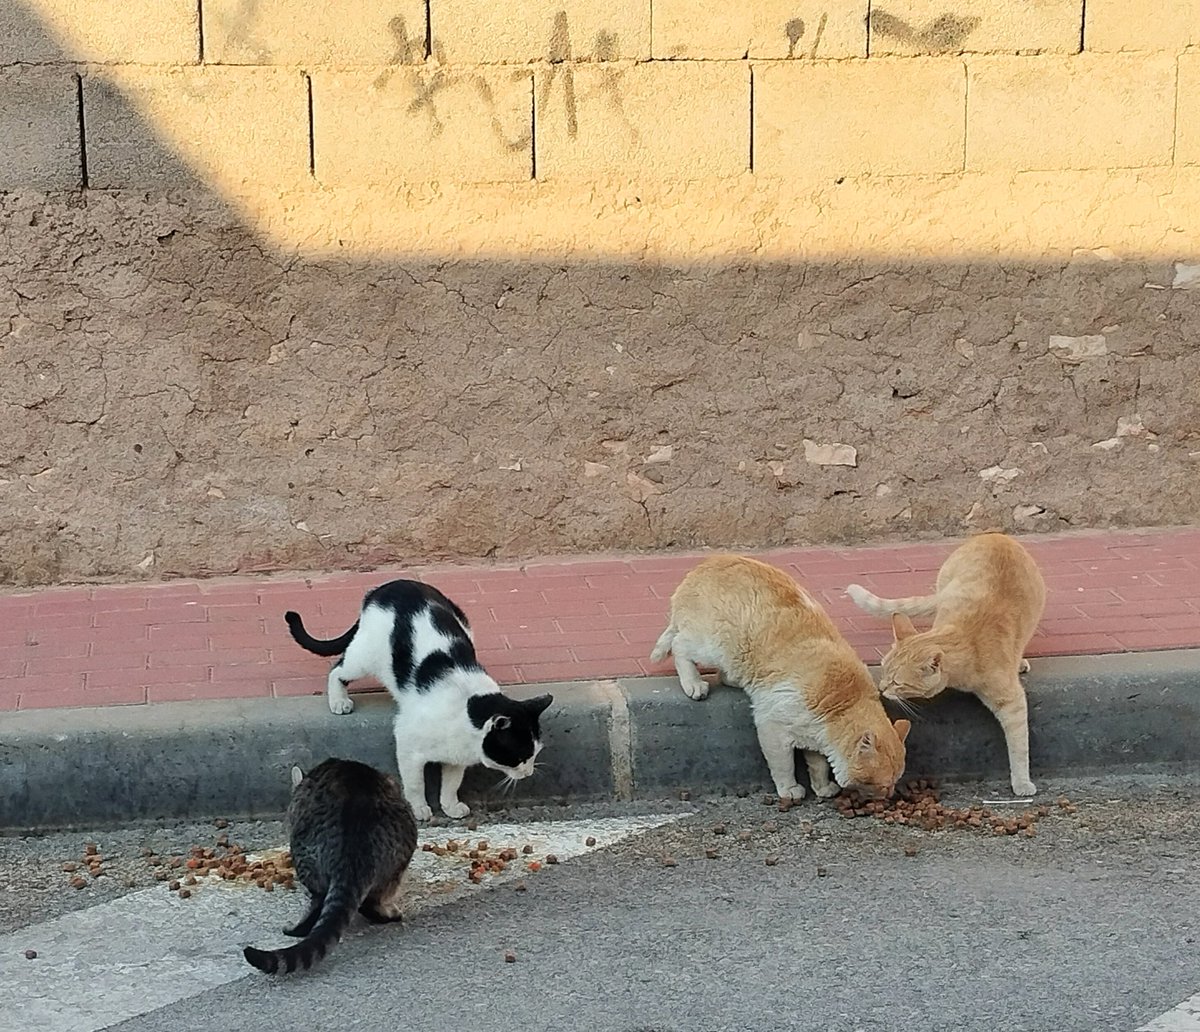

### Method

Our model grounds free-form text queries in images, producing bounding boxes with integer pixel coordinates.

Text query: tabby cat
[243,758,417,975]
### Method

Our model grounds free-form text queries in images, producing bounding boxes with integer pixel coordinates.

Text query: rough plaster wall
[2,189,1197,586]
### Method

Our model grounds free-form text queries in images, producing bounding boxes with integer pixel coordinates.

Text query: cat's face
[843,719,911,798]
[878,614,948,701]
[479,693,554,779]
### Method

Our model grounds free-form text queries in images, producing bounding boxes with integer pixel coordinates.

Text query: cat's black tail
[284,611,359,657]
[243,881,359,975]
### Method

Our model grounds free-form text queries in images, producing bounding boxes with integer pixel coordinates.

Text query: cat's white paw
[681,679,709,701]
[1011,777,1037,797]
[442,800,470,820]
[776,784,807,802]
[812,781,841,799]
[328,695,354,715]
[1018,658,1031,674]
[411,803,434,821]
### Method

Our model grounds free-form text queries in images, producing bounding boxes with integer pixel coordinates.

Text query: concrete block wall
[3,0,1200,585]
[1,1,1197,190]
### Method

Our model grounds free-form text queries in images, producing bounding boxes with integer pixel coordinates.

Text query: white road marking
[1137,991,1200,1031]
[2,814,680,1032]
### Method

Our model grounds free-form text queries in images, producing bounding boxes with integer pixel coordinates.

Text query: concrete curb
[2,650,1198,830]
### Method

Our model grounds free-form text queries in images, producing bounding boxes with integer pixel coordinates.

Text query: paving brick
[1085,0,1200,51]
[90,665,211,688]
[432,0,650,63]
[754,57,966,178]
[570,641,649,662]
[209,662,285,683]
[206,604,265,623]
[494,644,576,665]
[312,68,533,185]
[15,672,86,694]
[1032,634,1123,656]
[146,628,212,651]
[84,67,309,189]
[20,638,90,660]
[90,634,150,654]
[22,654,94,676]
[0,67,80,190]
[600,596,670,617]
[505,629,625,650]
[487,665,523,685]
[518,660,589,684]
[84,652,151,672]
[203,0,426,64]
[966,54,1176,171]
[1177,53,1200,165]
[272,678,324,698]
[19,685,147,710]
[0,691,18,711]
[148,681,268,703]
[536,61,749,179]
[522,560,633,578]
[653,0,866,59]
[1150,614,1200,633]
[1114,628,1195,651]
[30,609,94,629]
[0,0,199,63]
[870,0,1081,56]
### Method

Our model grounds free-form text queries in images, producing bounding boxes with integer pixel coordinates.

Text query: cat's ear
[891,613,917,640]
[892,719,912,743]
[524,693,553,716]
[925,652,943,673]
[290,765,304,788]
[490,715,512,731]
[856,730,876,755]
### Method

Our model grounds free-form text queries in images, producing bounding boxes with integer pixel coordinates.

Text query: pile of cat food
[834,779,1076,837]
[63,821,298,900]
[420,837,550,883]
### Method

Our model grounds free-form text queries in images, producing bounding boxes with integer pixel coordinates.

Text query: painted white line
[2,814,680,1032]
[1137,991,1200,1031]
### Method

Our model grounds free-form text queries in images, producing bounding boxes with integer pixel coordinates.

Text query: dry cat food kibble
[764,856,779,866]
[522,844,534,855]
[24,949,37,960]
[70,877,86,890]
[585,836,596,847]
[835,780,1065,838]
[661,856,678,868]
[504,951,517,963]
[711,823,727,836]
[545,854,559,865]
[705,848,719,860]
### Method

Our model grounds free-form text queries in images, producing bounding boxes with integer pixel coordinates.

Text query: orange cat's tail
[845,583,939,618]
[650,626,676,663]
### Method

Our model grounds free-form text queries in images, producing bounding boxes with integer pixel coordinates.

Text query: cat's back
[939,534,1045,606]
[670,555,840,649]
[288,759,416,866]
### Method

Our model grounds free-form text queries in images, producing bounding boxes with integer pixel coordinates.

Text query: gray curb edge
[2,650,1198,831]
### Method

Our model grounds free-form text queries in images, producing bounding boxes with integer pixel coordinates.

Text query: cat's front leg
[803,751,840,798]
[978,683,1037,797]
[438,764,470,820]
[394,737,433,821]
[753,716,806,801]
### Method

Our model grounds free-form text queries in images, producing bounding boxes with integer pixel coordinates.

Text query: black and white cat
[285,580,553,821]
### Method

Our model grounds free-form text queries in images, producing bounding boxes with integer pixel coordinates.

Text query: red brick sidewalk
[2,528,1198,711]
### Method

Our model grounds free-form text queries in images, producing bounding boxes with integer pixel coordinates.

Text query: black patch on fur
[467,693,553,770]
[356,580,480,693]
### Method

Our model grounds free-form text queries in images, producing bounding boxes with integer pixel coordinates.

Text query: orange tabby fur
[845,532,1046,796]
[651,555,910,801]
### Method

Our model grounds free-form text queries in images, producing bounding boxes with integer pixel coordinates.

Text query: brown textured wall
[1,0,1199,585]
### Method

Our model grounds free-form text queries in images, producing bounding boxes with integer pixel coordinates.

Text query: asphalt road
[2,774,1198,1032]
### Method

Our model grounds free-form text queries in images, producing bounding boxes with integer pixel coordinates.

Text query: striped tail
[243,882,359,975]
[284,611,359,658]
[845,583,939,618]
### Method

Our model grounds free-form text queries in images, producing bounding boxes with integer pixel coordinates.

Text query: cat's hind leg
[362,867,408,924]
[1018,658,1031,674]
[666,635,711,701]
[803,750,840,798]
[326,657,361,715]
[283,893,324,937]
[753,715,805,801]
[438,764,470,820]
